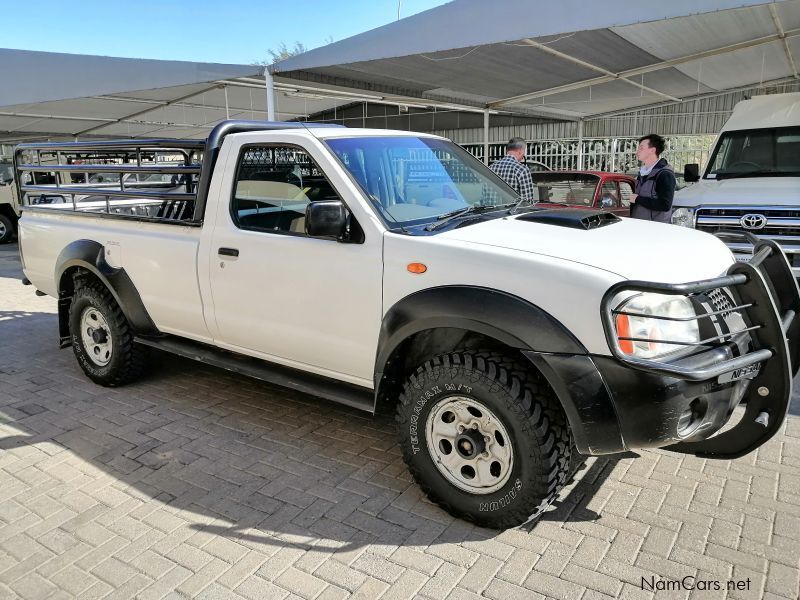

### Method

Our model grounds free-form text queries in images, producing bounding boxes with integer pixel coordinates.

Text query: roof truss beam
[489,27,800,108]
[517,38,680,102]
[221,78,575,119]
[0,110,113,123]
[590,74,798,119]
[73,84,223,136]
[769,4,799,80]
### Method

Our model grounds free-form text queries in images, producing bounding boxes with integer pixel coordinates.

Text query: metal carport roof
[272,0,800,121]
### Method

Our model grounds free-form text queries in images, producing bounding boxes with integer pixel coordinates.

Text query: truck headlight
[671,207,694,227]
[613,293,700,359]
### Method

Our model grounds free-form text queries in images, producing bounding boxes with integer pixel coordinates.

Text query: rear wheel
[396,352,571,529]
[0,214,14,244]
[68,278,149,386]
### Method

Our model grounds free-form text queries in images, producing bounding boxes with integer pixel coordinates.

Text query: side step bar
[135,335,375,413]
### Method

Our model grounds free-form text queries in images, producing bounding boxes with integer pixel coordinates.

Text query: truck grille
[695,207,800,273]
[706,288,735,318]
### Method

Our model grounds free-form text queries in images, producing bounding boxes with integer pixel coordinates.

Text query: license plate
[718,363,761,383]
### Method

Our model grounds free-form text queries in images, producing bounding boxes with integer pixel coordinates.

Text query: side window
[600,180,619,208]
[619,180,635,207]
[231,145,342,235]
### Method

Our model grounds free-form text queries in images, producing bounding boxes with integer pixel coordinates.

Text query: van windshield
[325,136,519,228]
[707,127,800,179]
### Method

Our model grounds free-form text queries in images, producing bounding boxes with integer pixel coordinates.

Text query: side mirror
[684,163,700,183]
[305,199,348,240]
[600,196,615,209]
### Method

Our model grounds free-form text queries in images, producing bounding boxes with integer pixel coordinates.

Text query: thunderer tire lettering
[409,398,426,454]
[479,478,523,512]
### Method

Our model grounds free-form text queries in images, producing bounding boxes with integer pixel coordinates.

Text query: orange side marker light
[616,314,634,355]
[407,263,427,274]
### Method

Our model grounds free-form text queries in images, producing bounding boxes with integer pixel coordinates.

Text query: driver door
[204,134,383,387]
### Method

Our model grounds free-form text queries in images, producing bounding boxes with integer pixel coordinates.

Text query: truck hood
[438,214,734,283]
[674,177,800,207]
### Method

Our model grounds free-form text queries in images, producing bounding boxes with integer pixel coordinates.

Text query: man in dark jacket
[630,134,676,223]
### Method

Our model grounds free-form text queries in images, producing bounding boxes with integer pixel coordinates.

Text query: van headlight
[613,293,700,359]
[671,207,694,227]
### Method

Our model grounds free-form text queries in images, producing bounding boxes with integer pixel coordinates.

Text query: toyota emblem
[740,213,768,230]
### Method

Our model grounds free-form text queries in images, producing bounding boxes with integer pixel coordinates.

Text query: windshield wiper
[366,193,409,234]
[425,203,510,231]
[509,196,539,214]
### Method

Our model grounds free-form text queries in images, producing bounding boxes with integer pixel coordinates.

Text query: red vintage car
[531,171,637,217]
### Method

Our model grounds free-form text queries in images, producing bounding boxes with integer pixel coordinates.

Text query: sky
[1,0,452,65]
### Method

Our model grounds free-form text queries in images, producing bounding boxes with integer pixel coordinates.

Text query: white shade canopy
[273,0,800,120]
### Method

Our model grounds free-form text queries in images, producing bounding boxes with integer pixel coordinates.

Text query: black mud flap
[667,239,800,459]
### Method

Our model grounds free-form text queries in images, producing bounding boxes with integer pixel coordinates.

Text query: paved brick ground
[0,241,799,600]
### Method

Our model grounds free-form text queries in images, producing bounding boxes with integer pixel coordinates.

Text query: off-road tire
[69,278,149,386]
[396,351,571,529]
[0,214,14,244]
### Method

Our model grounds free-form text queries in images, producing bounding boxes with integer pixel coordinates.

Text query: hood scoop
[516,209,621,230]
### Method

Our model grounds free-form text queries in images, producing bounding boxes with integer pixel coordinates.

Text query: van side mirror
[684,164,700,183]
[305,199,349,241]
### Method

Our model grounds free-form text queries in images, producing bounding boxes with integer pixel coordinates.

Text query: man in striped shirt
[489,137,535,204]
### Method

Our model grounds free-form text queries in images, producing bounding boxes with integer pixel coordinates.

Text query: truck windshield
[325,137,519,228]
[707,127,800,179]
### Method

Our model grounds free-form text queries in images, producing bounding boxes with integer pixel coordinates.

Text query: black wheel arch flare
[374,285,626,454]
[54,239,159,347]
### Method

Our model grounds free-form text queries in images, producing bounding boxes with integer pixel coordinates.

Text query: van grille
[695,207,800,274]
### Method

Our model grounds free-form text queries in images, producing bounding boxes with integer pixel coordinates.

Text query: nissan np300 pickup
[15,121,800,528]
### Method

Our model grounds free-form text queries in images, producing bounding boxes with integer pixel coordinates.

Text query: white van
[671,93,800,275]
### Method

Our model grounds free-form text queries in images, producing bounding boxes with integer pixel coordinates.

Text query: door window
[231,145,343,235]
[599,180,619,208]
[619,180,635,208]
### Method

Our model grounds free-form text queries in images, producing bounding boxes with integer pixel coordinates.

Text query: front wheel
[396,352,571,529]
[68,279,149,386]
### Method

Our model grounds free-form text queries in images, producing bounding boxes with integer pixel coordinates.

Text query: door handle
[218,247,239,257]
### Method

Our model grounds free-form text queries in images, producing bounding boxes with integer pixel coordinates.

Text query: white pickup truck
[672,93,800,276]
[16,121,800,528]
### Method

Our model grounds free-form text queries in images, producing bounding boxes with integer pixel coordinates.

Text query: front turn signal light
[615,314,634,355]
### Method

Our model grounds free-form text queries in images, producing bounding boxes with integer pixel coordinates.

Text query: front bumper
[527,236,800,459]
